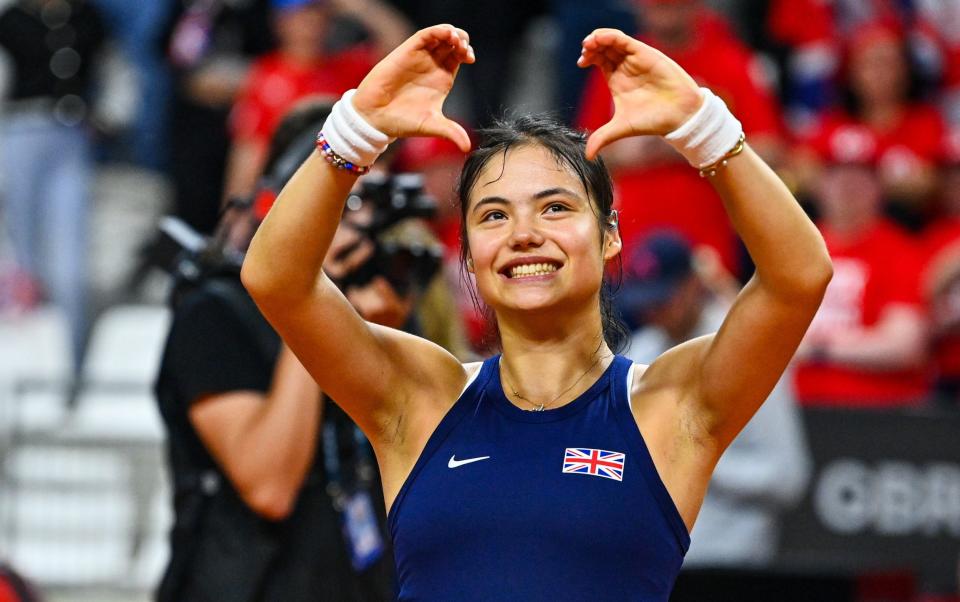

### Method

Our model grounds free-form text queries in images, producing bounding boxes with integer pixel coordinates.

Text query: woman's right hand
[352,24,474,152]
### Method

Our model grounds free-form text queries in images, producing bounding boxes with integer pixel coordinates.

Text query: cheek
[463,227,498,272]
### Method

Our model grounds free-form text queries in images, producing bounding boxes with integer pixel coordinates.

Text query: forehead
[466,144,589,208]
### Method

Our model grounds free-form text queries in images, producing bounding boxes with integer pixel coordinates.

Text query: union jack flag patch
[562,448,625,482]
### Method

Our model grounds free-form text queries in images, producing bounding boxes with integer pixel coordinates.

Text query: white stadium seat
[82,304,171,386]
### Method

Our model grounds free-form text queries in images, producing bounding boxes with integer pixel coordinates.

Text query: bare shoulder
[628,333,722,456]
[362,324,471,444]
[638,334,715,392]
[372,324,471,394]
[373,355,482,513]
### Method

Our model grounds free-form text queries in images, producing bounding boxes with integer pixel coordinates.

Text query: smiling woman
[456,115,628,353]
[241,24,833,602]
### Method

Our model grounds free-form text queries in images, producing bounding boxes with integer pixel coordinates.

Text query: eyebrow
[472,187,585,214]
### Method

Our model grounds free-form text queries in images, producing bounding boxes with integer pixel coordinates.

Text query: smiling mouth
[505,262,561,279]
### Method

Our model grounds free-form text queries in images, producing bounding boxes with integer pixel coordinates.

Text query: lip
[497,255,564,280]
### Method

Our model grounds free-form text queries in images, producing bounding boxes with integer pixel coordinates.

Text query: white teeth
[509,262,558,278]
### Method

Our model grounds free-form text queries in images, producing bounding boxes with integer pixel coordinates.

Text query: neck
[282,45,324,65]
[496,304,613,410]
[861,102,902,132]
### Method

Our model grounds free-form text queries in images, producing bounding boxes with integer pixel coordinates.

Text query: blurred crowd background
[0,0,959,600]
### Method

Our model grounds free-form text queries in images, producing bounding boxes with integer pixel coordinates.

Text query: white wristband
[320,89,395,168]
[664,87,743,169]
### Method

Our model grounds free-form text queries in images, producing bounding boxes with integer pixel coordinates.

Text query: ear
[466,255,475,273]
[602,219,622,262]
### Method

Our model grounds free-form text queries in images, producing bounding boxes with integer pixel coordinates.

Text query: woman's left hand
[578,28,703,160]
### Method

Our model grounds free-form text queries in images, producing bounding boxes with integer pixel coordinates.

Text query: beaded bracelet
[316,131,372,176]
[698,133,746,178]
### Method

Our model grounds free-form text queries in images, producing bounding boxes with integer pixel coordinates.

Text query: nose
[507,215,544,249]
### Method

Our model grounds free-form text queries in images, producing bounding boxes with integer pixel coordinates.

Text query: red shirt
[922,217,960,384]
[922,216,960,262]
[793,220,928,406]
[229,47,376,146]
[807,106,945,180]
[577,21,782,273]
[767,0,835,46]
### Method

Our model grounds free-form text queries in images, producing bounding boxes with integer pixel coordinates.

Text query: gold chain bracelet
[699,133,747,178]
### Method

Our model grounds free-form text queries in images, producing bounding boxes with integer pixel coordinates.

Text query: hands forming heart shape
[350,24,704,160]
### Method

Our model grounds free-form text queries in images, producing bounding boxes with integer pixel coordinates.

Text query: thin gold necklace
[500,349,610,412]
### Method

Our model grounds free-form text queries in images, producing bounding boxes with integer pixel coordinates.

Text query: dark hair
[262,98,334,177]
[456,113,629,353]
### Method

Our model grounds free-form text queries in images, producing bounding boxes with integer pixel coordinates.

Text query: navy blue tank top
[388,354,690,601]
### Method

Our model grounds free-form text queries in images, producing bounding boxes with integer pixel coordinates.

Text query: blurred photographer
[154,100,446,601]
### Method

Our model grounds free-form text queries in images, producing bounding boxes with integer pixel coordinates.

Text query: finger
[442,43,475,73]
[441,118,472,153]
[577,48,615,72]
[421,114,471,153]
[577,50,615,75]
[585,119,627,161]
[413,24,461,51]
[451,29,475,64]
[424,26,473,66]
[453,27,470,46]
[583,28,635,54]
[443,38,474,66]
[580,40,627,66]
[601,46,627,64]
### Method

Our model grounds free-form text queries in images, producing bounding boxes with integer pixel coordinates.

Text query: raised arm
[580,29,832,447]
[241,25,474,441]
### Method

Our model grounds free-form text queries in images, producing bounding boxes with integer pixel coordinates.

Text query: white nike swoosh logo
[448,454,491,468]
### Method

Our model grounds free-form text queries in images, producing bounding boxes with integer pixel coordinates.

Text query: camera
[156,170,443,308]
[336,172,443,298]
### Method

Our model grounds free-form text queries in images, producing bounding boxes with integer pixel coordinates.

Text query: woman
[795,21,944,230]
[243,25,832,600]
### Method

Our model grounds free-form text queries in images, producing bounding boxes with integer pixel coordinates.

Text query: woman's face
[273,4,330,54]
[463,144,621,316]
[849,36,907,106]
[816,164,882,226]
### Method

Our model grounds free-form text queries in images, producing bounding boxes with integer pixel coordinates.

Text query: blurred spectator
[155,102,397,601]
[794,126,929,407]
[548,0,634,121]
[925,238,960,406]
[393,137,465,255]
[767,0,946,133]
[923,128,960,404]
[794,21,945,231]
[0,0,109,366]
[163,0,274,235]
[223,0,411,201]
[577,0,784,276]
[620,232,811,567]
[91,0,172,168]
[393,136,483,354]
[766,0,840,130]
